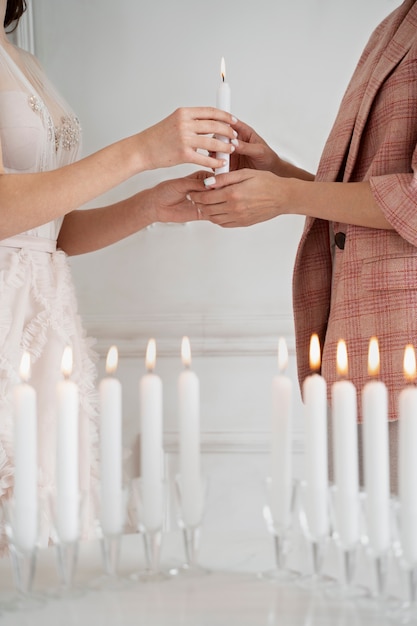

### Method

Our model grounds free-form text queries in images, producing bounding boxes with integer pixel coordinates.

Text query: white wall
[25,0,400,530]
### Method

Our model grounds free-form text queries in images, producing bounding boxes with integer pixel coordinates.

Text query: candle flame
[277,337,288,372]
[368,336,380,377]
[181,336,192,368]
[309,334,321,372]
[61,345,73,378]
[145,338,156,372]
[403,344,416,383]
[336,339,348,378]
[220,56,226,82]
[106,345,118,375]
[19,351,31,382]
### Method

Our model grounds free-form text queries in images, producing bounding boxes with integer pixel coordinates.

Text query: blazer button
[335,232,346,250]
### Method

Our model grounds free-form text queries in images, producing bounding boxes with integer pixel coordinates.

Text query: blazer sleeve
[369,142,417,248]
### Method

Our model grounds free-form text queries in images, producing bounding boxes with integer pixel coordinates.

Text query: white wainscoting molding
[81,311,296,359]
[163,430,304,456]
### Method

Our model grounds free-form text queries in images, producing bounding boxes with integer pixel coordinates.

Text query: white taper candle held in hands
[399,344,417,565]
[13,351,38,551]
[139,338,164,531]
[270,337,293,528]
[362,337,390,555]
[99,345,123,536]
[302,334,329,539]
[56,346,79,543]
[331,339,359,548]
[215,56,231,174]
[178,336,203,527]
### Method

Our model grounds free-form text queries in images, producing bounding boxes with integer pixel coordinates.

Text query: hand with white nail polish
[228,118,288,176]
[138,107,238,172]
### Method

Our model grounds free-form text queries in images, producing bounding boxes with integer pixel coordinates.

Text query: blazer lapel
[344,1,417,180]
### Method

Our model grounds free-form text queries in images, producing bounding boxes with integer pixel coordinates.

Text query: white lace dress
[0,44,98,552]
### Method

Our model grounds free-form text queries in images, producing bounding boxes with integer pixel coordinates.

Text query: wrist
[285,177,315,217]
[131,187,156,228]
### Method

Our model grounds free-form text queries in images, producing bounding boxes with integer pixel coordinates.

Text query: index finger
[191,106,237,125]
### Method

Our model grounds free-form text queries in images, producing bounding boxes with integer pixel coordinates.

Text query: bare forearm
[272,157,315,182]
[286,178,393,229]
[57,188,153,255]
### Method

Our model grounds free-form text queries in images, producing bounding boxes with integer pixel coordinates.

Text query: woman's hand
[189,169,288,228]
[229,119,282,174]
[138,107,237,171]
[145,171,208,224]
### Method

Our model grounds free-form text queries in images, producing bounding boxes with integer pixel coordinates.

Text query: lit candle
[215,56,231,174]
[331,339,359,547]
[269,337,293,528]
[13,351,38,551]
[56,346,79,543]
[99,345,123,536]
[302,334,329,539]
[178,336,203,527]
[362,337,390,555]
[398,344,417,565]
[139,338,163,531]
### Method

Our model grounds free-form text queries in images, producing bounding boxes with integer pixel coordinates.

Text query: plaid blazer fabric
[292,0,417,421]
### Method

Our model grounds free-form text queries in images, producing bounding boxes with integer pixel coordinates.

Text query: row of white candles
[12,336,201,550]
[12,331,417,562]
[272,333,417,564]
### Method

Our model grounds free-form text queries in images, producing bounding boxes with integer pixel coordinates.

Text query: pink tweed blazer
[292,0,417,421]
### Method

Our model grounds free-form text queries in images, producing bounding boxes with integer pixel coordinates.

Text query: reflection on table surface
[0,530,408,626]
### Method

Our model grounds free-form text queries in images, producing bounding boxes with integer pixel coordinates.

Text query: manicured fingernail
[231,138,238,147]
[232,129,238,138]
[230,145,235,153]
[204,176,216,187]
[231,115,238,123]
[186,194,191,201]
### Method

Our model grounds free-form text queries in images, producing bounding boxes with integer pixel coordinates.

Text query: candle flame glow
[309,334,321,372]
[403,344,416,383]
[220,56,226,82]
[106,345,118,375]
[368,336,380,377]
[61,345,73,379]
[336,339,348,378]
[146,338,156,372]
[277,337,288,372]
[181,336,192,368]
[19,351,31,382]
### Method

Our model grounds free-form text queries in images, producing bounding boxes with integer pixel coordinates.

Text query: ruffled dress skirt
[0,237,99,554]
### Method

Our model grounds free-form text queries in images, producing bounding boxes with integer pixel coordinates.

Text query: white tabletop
[0,529,412,625]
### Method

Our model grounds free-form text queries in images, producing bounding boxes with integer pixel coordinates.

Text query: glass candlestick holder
[89,484,131,591]
[169,473,209,577]
[2,497,44,612]
[386,498,417,622]
[259,477,299,583]
[296,479,335,590]
[357,490,396,611]
[326,484,367,600]
[129,477,169,583]
[47,490,86,599]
